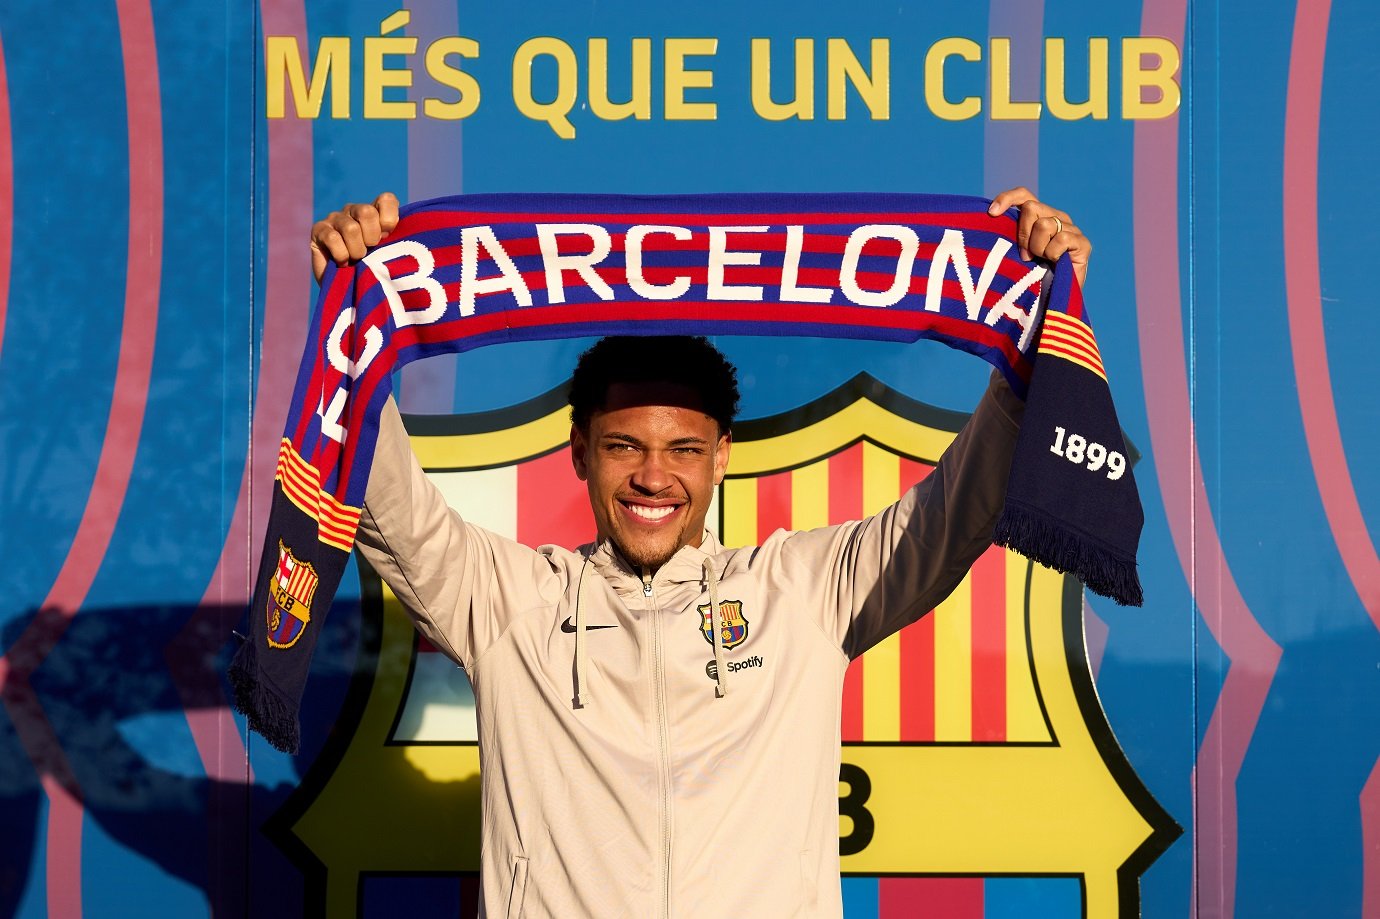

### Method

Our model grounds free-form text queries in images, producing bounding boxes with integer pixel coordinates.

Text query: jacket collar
[586,531,723,595]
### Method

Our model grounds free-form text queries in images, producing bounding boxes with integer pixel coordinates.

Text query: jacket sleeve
[774,372,1025,659]
[354,396,563,671]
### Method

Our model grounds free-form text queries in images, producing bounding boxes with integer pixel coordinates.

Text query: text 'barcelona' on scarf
[228,191,1144,754]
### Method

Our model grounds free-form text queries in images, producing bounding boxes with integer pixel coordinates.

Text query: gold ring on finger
[1050,215,1063,236]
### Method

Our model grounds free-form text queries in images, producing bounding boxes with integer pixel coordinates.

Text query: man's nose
[630,450,672,494]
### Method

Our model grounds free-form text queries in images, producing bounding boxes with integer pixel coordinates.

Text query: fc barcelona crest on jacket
[699,600,748,650]
[266,540,318,649]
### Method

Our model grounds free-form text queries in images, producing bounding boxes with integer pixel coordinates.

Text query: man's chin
[612,535,679,572]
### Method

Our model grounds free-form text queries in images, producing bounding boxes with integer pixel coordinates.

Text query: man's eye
[605,443,636,453]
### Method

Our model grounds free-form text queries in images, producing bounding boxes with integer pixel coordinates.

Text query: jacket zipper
[644,568,672,919]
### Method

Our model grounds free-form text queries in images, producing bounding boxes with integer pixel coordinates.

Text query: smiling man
[317,189,1090,918]
[568,337,737,575]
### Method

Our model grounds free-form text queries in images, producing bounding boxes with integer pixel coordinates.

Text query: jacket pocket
[505,855,529,919]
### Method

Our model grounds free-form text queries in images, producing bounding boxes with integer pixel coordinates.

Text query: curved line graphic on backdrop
[1284,0,1378,633]
[179,0,314,785]
[0,32,12,359]
[1134,1,1282,917]
[983,0,1043,196]
[399,0,465,414]
[1281,1,1380,912]
[171,7,313,912]
[0,2,163,916]
[1284,0,1378,631]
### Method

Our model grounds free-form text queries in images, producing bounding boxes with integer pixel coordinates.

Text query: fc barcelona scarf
[228,192,1144,754]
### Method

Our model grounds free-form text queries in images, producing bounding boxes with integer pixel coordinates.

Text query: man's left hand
[987,187,1092,287]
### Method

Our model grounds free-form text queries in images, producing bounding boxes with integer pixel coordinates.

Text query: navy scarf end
[995,504,1144,607]
[227,648,302,755]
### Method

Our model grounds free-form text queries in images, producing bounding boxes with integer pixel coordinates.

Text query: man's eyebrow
[600,432,711,447]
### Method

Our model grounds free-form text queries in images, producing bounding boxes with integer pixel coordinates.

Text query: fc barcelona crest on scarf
[266,540,317,649]
[699,600,748,650]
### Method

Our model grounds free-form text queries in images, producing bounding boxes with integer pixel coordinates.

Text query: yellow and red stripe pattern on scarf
[1037,311,1105,381]
[274,438,361,552]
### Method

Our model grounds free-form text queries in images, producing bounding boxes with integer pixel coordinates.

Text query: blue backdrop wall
[0,1,1376,916]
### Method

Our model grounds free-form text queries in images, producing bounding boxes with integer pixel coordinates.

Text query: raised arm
[783,188,1092,656]
[774,371,1024,658]
[317,193,558,670]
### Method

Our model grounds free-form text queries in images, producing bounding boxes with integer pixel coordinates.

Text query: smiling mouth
[621,502,680,522]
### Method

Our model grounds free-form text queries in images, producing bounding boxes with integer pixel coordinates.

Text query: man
[311,189,1091,918]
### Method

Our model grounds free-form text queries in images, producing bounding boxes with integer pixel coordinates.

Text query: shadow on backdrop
[0,595,437,918]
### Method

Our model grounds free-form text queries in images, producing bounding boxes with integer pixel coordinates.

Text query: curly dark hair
[568,336,741,434]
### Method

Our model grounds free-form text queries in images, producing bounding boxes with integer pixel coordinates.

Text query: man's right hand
[310,192,400,284]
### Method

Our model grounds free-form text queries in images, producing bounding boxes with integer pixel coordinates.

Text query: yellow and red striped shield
[280,379,1176,918]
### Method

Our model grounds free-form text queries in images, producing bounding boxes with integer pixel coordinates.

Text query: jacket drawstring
[574,555,591,708]
[704,557,727,698]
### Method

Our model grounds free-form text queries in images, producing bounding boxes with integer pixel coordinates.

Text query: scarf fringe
[227,648,301,755]
[995,503,1144,607]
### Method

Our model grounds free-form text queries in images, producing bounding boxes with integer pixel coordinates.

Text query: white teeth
[627,504,676,521]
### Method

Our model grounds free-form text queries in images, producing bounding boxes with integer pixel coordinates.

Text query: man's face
[571,382,731,572]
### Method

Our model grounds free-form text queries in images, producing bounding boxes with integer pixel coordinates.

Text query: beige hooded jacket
[355,375,1023,918]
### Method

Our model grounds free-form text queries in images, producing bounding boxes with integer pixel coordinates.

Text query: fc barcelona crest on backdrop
[699,600,748,649]
[282,376,1176,918]
[266,540,317,649]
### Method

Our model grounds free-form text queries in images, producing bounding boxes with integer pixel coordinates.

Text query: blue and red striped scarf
[229,192,1143,754]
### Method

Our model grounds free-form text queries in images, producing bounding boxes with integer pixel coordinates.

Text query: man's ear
[713,432,731,486]
[570,424,589,480]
